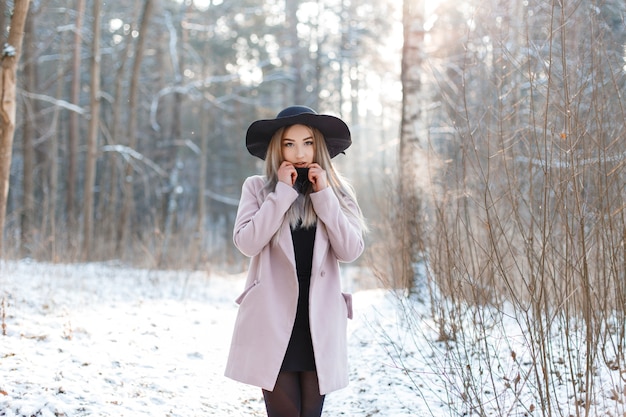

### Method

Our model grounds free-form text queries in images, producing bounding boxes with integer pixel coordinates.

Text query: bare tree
[195,36,213,269]
[68,0,85,238]
[82,0,102,260]
[99,0,140,256]
[0,0,31,256]
[379,0,626,414]
[1,0,399,267]
[157,6,186,267]
[117,0,155,255]
[396,0,425,291]
[48,23,69,262]
[20,5,38,256]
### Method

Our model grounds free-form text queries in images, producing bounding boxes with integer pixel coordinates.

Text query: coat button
[320,271,326,277]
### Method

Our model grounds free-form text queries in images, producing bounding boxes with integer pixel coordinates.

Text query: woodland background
[1,0,625,304]
[0,0,401,269]
[2,0,626,414]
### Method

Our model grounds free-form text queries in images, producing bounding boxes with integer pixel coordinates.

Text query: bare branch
[18,89,87,114]
[164,12,181,83]
[149,74,238,131]
[101,144,167,177]
[515,152,626,168]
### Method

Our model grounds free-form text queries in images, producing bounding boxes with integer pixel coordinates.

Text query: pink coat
[224,175,365,395]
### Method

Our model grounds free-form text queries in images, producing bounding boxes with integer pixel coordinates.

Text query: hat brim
[246,113,351,160]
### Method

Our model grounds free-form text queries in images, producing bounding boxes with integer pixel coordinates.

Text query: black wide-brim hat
[246,105,351,160]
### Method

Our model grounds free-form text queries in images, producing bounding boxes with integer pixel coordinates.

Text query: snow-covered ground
[1,260,625,416]
[0,260,418,417]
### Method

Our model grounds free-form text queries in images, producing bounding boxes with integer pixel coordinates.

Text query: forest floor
[1,260,625,416]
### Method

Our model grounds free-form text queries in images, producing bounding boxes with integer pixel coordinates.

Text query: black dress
[280,222,317,372]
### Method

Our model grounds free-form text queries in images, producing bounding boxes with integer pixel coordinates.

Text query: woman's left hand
[307,163,328,192]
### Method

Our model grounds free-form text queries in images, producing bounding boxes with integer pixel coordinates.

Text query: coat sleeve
[233,176,298,257]
[310,187,365,263]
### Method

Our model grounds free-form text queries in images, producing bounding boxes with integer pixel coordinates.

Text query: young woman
[225,105,367,417]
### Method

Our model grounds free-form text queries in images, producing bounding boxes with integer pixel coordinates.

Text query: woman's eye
[305,141,314,146]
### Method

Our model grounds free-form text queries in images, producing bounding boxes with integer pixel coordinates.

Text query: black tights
[262,371,325,417]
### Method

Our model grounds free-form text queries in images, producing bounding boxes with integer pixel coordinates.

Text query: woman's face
[281,124,315,167]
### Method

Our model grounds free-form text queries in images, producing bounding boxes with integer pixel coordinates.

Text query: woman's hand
[277,161,297,186]
[307,163,328,192]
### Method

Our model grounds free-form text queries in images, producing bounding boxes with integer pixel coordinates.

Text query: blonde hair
[262,125,367,235]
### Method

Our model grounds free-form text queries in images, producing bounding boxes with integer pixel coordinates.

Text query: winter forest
[0,0,404,266]
[2,0,626,415]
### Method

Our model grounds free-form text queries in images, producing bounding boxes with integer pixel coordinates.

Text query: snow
[1,260,625,416]
[2,44,16,58]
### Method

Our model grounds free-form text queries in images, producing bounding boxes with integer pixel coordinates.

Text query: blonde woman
[225,106,366,417]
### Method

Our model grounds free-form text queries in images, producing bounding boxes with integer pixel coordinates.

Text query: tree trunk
[159,6,186,267]
[117,0,154,255]
[196,38,212,269]
[102,0,139,256]
[398,0,425,291]
[82,0,102,260]
[0,0,31,256]
[68,0,85,239]
[49,39,66,262]
[20,7,37,256]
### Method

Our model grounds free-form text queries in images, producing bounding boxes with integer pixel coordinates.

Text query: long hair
[262,125,367,237]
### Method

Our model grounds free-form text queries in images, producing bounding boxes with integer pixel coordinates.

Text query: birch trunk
[398,0,425,291]
[159,6,185,266]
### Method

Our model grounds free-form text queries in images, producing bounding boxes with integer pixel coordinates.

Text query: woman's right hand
[277,161,296,186]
